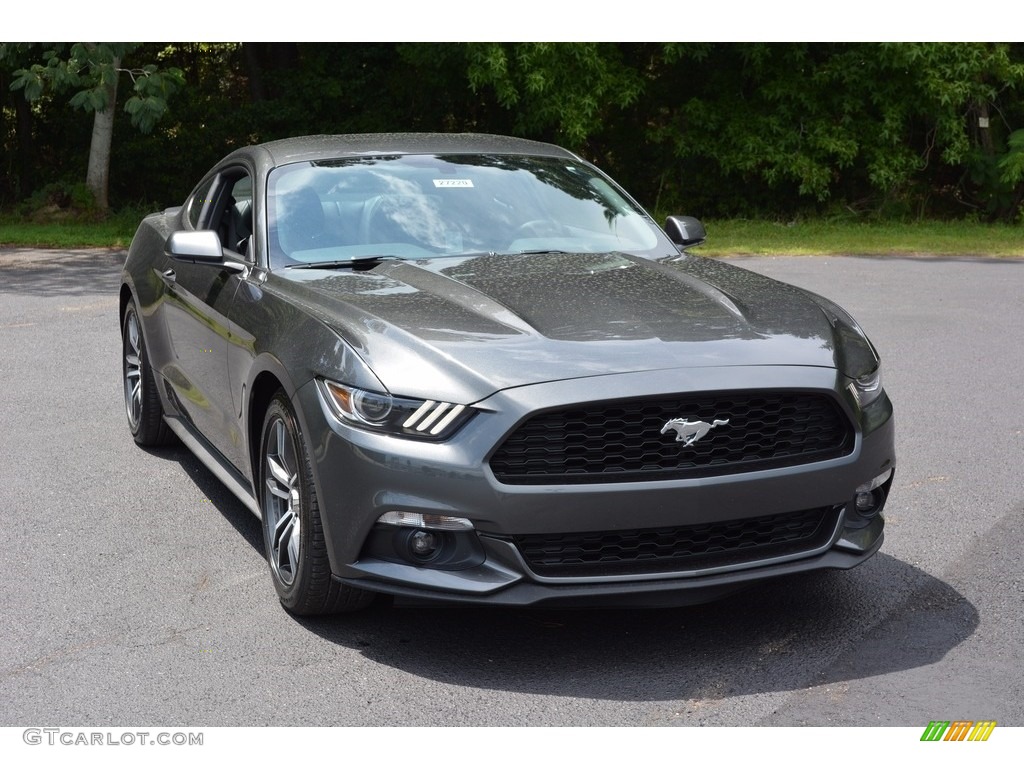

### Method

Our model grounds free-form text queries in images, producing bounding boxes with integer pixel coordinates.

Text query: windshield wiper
[286,255,404,270]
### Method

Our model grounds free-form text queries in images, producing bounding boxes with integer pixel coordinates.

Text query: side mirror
[165,231,245,272]
[664,216,707,249]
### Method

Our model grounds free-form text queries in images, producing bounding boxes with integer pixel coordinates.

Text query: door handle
[162,268,176,284]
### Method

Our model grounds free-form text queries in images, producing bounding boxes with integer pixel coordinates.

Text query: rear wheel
[122,300,173,446]
[259,391,374,615]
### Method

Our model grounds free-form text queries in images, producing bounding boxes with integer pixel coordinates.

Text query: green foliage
[122,64,186,133]
[999,130,1024,185]
[8,43,184,133]
[16,180,98,220]
[12,44,127,109]
[466,43,644,144]
[3,42,1024,222]
[626,43,1024,220]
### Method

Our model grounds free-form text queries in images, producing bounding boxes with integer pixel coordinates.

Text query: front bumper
[344,520,884,608]
[293,364,895,608]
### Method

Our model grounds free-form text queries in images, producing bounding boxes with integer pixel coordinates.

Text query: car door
[161,168,253,469]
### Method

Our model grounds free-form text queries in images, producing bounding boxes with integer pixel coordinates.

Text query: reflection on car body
[119,133,895,615]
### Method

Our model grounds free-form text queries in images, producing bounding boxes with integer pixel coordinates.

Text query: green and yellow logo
[920,721,997,741]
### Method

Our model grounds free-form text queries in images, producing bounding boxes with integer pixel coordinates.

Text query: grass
[693,219,1024,257]
[0,211,142,249]
[1,213,1022,257]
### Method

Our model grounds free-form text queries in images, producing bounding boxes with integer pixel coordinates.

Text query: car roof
[242,133,579,168]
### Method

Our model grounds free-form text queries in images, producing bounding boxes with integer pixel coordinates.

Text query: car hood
[277,252,844,403]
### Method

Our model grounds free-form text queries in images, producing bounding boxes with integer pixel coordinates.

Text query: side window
[221,175,254,258]
[187,177,217,230]
[193,169,255,260]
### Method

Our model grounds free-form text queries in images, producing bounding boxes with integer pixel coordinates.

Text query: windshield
[266,154,674,268]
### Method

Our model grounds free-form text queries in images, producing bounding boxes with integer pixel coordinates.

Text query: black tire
[259,391,374,615]
[122,300,174,447]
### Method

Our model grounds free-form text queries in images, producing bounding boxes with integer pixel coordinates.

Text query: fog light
[852,468,892,519]
[408,529,439,558]
[855,491,879,514]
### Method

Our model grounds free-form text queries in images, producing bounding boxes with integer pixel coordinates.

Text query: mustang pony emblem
[661,418,730,446]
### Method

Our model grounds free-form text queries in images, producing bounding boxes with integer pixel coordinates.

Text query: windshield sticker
[433,179,474,188]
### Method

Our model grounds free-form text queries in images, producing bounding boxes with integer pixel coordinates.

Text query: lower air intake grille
[513,506,841,577]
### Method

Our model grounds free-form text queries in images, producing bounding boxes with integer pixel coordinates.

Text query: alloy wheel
[123,310,143,430]
[264,416,302,587]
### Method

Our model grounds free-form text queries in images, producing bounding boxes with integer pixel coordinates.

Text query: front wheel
[122,300,173,446]
[259,391,374,615]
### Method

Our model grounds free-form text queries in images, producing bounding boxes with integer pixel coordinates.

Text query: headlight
[848,366,883,407]
[318,379,473,440]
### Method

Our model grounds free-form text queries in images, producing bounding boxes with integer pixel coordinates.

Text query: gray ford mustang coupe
[119,133,895,615]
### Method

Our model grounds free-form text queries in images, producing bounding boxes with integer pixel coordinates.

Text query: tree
[466,43,644,146]
[4,42,1023,221]
[4,43,183,211]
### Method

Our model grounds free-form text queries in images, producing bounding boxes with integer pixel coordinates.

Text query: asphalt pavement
[0,248,1021,727]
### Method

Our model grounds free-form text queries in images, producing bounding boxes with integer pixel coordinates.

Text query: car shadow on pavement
[140,441,265,555]
[291,553,977,704]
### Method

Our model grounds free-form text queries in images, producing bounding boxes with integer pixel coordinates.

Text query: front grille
[514,506,841,577]
[489,391,854,484]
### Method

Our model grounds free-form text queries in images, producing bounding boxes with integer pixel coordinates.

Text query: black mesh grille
[514,506,841,577]
[489,391,854,484]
